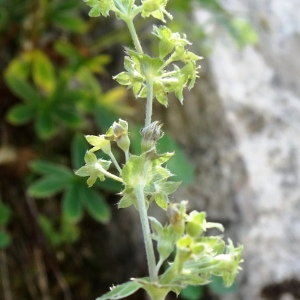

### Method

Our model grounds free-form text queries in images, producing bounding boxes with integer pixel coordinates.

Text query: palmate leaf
[96,280,142,300]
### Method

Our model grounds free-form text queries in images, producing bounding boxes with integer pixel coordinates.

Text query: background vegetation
[0,0,256,299]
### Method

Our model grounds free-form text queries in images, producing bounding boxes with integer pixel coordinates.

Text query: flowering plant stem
[78,1,244,299]
[135,184,157,282]
[126,16,157,283]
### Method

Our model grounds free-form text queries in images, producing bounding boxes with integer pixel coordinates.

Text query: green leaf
[32,51,55,94]
[180,285,204,300]
[51,12,87,33]
[160,181,181,194]
[0,231,11,249]
[51,0,81,11]
[28,176,70,198]
[72,133,89,170]
[35,110,57,140]
[96,280,142,300]
[209,275,237,295]
[122,154,146,187]
[0,203,11,226]
[6,104,35,124]
[153,193,168,210]
[94,177,122,193]
[5,75,41,104]
[118,193,136,209]
[227,18,258,47]
[30,160,72,177]
[62,184,84,223]
[54,41,82,60]
[82,188,110,223]
[53,106,82,127]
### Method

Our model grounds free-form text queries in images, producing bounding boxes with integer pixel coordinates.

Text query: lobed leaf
[96,280,142,300]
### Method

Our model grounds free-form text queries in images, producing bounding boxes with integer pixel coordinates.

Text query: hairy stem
[134,185,157,282]
[95,165,124,183]
[109,152,122,174]
[145,78,153,127]
[126,19,143,54]
[125,14,157,283]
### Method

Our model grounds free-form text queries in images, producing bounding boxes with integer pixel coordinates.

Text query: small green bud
[167,201,187,236]
[105,119,130,153]
[186,211,206,237]
[141,0,173,22]
[140,121,163,152]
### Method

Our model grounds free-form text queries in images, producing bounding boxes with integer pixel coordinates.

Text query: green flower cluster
[114,26,202,106]
[75,119,130,185]
[84,0,172,22]
[145,201,243,295]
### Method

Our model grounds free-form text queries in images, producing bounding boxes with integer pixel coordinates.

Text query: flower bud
[105,119,130,153]
[167,201,187,236]
[140,121,163,152]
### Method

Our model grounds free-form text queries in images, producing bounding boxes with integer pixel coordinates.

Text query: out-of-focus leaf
[35,110,57,140]
[0,9,9,30]
[0,231,11,249]
[95,177,122,193]
[0,203,11,226]
[4,53,31,80]
[30,160,72,177]
[50,13,87,33]
[54,106,82,127]
[198,0,224,13]
[209,275,237,295]
[62,183,84,223]
[157,134,195,185]
[86,54,111,73]
[229,18,258,47]
[71,133,89,170]
[50,0,82,12]
[28,176,70,198]
[6,104,35,124]
[5,75,41,104]
[81,188,110,223]
[38,214,80,246]
[54,41,82,61]
[32,50,56,94]
[180,285,204,300]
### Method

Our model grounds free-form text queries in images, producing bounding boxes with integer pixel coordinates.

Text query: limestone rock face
[165,0,300,299]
